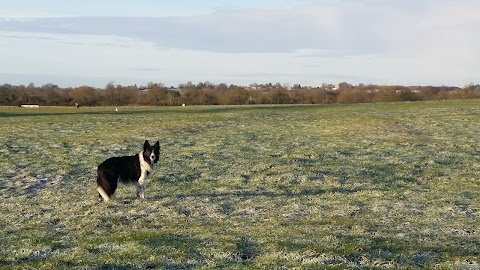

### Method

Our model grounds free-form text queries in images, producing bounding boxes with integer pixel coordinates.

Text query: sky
[0,0,479,88]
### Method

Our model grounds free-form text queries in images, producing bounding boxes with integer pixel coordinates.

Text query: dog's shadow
[97,185,356,205]
[150,187,356,201]
[98,189,329,205]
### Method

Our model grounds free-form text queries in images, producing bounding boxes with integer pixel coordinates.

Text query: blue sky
[0,0,479,88]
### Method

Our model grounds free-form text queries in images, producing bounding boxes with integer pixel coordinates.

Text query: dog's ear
[144,140,150,150]
[154,141,160,149]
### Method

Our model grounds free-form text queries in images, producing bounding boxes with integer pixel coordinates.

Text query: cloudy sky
[0,0,479,88]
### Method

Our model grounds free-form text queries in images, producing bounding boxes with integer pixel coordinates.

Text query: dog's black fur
[96,140,159,201]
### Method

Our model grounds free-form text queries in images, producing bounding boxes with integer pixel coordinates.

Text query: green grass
[0,101,479,269]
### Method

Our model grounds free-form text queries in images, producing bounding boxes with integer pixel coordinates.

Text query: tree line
[1,81,479,107]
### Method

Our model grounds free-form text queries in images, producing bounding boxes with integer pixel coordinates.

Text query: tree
[398,89,420,101]
[42,88,64,105]
[103,84,139,106]
[149,89,167,105]
[181,88,201,105]
[418,87,435,100]
[202,89,219,105]
[217,83,228,91]
[323,91,337,104]
[196,82,206,89]
[70,86,100,106]
[373,88,400,102]
[338,82,353,91]
[337,90,367,104]
[0,84,16,105]
[220,88,249,105]
[267,88,291,104]
[302,89,328,104]
[437,90,449,100]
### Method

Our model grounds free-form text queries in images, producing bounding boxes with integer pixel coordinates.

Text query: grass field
[0,100,479,269]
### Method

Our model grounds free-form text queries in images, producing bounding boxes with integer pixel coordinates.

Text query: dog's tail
[96,169,112,202]
[97,186,110,202]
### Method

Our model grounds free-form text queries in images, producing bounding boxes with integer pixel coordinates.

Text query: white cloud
[0,4,386,54]
[0,1,479,87]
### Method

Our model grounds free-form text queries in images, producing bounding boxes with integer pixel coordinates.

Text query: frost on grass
[0,102,479,268]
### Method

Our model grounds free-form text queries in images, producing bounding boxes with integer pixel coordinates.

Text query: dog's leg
[136,178,146,199]
[97,186,110,202]
[141,182,146,199]
[135,182,144,199]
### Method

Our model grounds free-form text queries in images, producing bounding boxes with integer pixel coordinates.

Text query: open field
[0,101,479,269]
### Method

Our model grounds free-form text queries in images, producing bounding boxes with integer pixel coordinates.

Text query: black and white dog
[96,140,160,202]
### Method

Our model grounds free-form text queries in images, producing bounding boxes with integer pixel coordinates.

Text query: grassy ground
[0,101,479,269]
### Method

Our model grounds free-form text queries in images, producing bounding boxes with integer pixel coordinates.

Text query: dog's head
[142,140,160,165]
